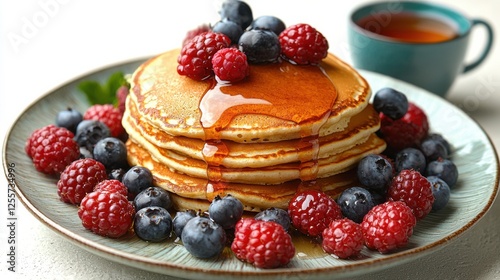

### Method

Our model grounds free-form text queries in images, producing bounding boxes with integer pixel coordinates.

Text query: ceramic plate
[3,59,499,279]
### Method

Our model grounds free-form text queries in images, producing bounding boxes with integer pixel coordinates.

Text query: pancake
[123,48,385,212]
[126,140,360,211]
[123,101,381,168]
[127,129,385,184]
[127,49,371,143]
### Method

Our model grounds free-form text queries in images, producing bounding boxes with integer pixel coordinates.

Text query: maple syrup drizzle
[199,60,337,198]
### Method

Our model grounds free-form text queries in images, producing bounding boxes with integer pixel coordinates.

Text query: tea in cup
[348,1,494,96]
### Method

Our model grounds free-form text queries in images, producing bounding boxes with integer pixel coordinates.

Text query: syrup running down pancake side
[199,61,338,196]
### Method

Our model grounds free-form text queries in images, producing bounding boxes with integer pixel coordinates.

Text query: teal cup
[348,1,494,96]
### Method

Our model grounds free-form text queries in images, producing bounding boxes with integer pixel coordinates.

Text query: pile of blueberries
[213,0,285,63]
[56,106,129,171]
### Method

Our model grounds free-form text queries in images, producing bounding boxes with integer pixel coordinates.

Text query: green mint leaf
[78,71,127,105]
[77,81,106,105]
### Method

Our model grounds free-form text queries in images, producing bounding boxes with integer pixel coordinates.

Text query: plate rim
[3,59,499,279]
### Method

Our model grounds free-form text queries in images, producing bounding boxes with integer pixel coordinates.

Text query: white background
[1,0,499,279]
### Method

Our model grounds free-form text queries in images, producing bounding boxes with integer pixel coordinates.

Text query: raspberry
[211,48,249,82]
[379,102,429,152]
[78,190,135,238]
[231,218,295,268]
[182,24,211,46]
[177,32,231,80]
[361,201,416,253]
[93,179,128,197]
[116,85,129,114]
[288,189,343,237]
[387,169,434,220]
[57,158,108,204]
[279,23,329,65]
[25,125,80,175]
[83,104,124,138]
[322,218,364,259]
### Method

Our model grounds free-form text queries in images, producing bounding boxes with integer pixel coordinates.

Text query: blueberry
[254,207,290,230]
[426,158,458,187]
[337,186,375,223]
[238,29,280,64]
[212,19,243,44]
[373,87,409,120]
[75,120,111,152]
[427,176,451,211]
[133,186,172,211]
[357,154,393,190]
[395,147,426,173]
[219,0,253,29]
[181,216,227,259]
[208,194,243,229]
[249,15,286,35]
[122,166,154,199]
[93,137,128,171]
[420,137,448,161]
[172,209,197,239]
[134,206,172,242]
[427,133,451,155]
[56,107,82,133]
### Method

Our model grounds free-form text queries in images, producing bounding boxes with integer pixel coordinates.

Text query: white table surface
[1,0,499,279]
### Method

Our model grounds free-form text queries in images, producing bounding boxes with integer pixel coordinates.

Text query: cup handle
[463,19,494,73]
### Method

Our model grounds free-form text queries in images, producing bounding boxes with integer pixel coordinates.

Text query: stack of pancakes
[122,49,386,212]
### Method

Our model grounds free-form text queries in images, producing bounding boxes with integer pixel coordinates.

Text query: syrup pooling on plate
[199,60,338,196]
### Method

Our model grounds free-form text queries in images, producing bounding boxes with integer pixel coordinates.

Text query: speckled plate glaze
[3,59,499,279]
